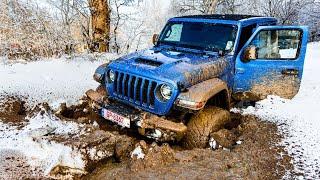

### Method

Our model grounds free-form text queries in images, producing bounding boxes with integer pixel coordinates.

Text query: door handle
[236,68,245,74]
[281,69,299,76]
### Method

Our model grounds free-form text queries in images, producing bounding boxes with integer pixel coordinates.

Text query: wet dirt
[0,150,43,179]
[85,114,292,180]
[0,97,26,124]
[0,97,293,179]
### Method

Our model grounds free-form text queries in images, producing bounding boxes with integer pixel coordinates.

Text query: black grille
[113,71,157,108]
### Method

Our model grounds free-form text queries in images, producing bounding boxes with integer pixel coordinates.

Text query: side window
[249,29,302,59]
[237,24,256,53]
[163,24,183,42]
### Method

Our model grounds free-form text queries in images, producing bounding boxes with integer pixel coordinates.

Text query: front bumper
[85,89,187,141]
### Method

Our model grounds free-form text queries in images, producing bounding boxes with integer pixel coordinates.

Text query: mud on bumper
[85,89,187,142]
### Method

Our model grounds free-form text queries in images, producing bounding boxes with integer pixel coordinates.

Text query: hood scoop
[134,58,163,67]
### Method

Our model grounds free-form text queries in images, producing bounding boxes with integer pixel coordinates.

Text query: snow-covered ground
[236,42,320,179]
[0,53,116,109]
[0,109,85,177]
[0,43,319,178]
[0,53,116,178]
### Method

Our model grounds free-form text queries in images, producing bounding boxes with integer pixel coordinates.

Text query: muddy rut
[0,97,292,179]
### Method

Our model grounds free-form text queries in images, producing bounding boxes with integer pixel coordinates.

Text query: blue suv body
[88,14,308,145]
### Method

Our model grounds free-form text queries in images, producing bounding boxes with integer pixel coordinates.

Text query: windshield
[158,22,237,52]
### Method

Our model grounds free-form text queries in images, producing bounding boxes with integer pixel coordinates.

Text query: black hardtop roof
[175,14,263,21]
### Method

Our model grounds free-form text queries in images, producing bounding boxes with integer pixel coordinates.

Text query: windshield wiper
[157,41,224,56]
[177,43,222,54]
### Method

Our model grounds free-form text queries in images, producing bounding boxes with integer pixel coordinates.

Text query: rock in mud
[211,129,237,149]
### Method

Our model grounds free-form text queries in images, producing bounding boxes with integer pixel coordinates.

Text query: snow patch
[209,137,218,150]
[236,140,242,145]
[0,107,85,176]
[0,53,118,109]
[131,146,145,159]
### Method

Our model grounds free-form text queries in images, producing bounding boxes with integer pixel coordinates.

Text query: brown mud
[0,150,43,179]
[251,74,300,100]
[0,97,293,179]
[84,114,292,180]
[0,97,26,124]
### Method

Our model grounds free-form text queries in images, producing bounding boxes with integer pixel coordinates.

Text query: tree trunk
[204,0,219,14]
[89,0,110,52]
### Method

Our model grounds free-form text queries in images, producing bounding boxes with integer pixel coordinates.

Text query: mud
[180,57,228,87]
[0,97,26,124]
[0,150,43,179]
[177,78,228,105]
[86,115,292,180]
[251,74,300,100]
[0,97,293,179]
[211,128,238,148]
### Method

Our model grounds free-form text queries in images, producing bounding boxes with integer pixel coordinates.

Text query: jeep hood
[108,48,229,88]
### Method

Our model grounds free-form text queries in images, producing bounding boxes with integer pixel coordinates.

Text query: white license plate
[102,109,130,128]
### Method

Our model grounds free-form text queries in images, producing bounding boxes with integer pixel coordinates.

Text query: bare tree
[257,0,315,25]
[111,0,125,53]
[203,0,220,14]
[173,0,244,15]
[219,0,241,14]
[0,0,71,59]
[89,0,111,52]
[175,0,222,14]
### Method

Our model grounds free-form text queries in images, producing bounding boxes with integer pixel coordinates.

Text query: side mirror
[242,45,257,62]
[152,34,159,45]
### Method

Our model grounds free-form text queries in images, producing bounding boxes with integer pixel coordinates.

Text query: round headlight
[160,84,172,100]
[109,70,115,82]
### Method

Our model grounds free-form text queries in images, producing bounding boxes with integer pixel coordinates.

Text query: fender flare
[175,78,230,110]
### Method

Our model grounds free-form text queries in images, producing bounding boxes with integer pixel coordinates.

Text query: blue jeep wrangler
[86,14,308,149]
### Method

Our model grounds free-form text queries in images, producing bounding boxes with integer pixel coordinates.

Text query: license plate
[102,108,130,128]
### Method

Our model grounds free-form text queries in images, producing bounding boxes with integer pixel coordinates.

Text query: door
[233,26,308,100]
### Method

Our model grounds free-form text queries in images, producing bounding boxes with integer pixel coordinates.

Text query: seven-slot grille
[113,71,158,108]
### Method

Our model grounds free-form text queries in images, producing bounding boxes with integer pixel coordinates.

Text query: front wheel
[182,106,230,149]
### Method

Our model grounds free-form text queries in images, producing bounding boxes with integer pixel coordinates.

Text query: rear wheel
[183,106,230,149]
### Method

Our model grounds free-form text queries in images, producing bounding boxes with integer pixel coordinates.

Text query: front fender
[175,78,230,110]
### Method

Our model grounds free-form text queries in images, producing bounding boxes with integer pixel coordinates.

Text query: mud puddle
[0,97,293,179]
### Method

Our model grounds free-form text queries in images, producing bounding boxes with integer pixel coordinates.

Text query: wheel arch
[175,78,230,111]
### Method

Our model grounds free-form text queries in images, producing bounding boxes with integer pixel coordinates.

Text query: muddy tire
[183,106,230,149]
